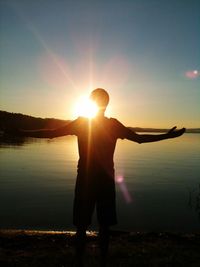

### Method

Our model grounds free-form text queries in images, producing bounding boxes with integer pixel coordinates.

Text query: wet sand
[0,229,200,266]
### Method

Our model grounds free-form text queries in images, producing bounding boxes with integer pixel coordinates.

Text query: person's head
[90,88,109,113]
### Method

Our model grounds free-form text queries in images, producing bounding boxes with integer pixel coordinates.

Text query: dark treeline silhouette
[0,110,70,132]
[0,110,199,134]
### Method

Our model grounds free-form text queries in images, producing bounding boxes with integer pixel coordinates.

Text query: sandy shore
[0,229,200,266]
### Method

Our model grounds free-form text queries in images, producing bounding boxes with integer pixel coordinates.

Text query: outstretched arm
[125,126,185,144]
[18,120,78,138]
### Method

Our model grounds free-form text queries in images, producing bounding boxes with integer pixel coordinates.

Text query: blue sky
[0,0,199,127]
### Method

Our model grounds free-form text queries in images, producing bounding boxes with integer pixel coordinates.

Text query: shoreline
[1,228,200,236]
[1,229,200,266]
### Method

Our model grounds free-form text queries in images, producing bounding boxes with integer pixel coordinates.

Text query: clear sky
[0,0,199,128]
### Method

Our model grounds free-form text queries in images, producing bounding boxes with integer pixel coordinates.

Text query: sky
[0,0,200,128]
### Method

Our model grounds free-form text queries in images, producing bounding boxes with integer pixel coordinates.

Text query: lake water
[0,134,199,232]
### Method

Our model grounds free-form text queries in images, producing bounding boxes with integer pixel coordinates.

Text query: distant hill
[0,110,199,134]
[0,111,70,132]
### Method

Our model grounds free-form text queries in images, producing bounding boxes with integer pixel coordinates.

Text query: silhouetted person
[18,88,185,267]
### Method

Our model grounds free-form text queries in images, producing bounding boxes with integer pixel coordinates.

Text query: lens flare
[185,70,199,79]
[116,175,132,203]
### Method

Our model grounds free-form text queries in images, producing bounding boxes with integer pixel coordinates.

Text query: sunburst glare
[73,96,98,118]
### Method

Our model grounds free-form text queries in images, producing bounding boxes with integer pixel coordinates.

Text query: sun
[73,96,98,118]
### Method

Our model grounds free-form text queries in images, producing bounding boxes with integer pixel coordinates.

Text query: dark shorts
[73,173,117,227]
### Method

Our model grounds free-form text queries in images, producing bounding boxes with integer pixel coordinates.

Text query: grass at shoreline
[0,229,200,266]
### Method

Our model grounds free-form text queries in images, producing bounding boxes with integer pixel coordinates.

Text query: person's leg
[73,176,95,266]
[75,226,87,267]
[97,177,117,266]
[99,224,110,267]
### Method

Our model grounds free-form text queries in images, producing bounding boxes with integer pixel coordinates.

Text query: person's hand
[167,126,186,138]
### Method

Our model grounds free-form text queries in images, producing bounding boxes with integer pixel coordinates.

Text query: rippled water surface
[0,134,199,232]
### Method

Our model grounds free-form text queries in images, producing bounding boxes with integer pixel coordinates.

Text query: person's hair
[90,88,109,108]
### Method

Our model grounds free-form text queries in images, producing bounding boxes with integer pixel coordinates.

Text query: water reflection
[0,135,26,146]
[0,134,200,231]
